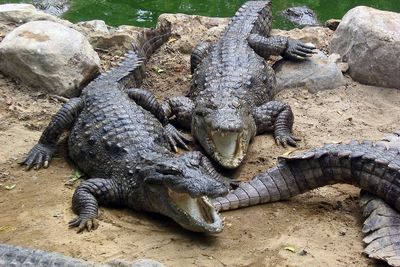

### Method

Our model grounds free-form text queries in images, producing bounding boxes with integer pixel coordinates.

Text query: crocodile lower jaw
[168,189,222,232]
[209,131,245,168]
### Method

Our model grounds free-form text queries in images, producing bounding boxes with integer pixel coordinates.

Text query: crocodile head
[140,151,228,233]
[191,99,256,169]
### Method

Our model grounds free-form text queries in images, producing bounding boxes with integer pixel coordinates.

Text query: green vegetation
[1,0,399,28]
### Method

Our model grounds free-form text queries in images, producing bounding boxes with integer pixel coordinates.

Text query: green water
[2,0,400,29]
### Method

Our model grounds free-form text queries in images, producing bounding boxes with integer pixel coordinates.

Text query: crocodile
[213,129,400,266]
[0,243,164,266]
[162,1,316,169]
[19,21,229,234]
[282,6,320,27]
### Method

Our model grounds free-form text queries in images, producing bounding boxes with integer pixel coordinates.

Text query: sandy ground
[1,19,400,267]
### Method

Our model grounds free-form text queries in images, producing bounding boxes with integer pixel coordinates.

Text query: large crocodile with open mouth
[19,21,229,234]
[162,1,315,169]
[213,129,400,266]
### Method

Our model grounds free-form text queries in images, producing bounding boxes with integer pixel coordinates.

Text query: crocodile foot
[283,39,316,61]
[19,143,55,170]
[69,216,99,233]
[275,133,301,147]
[164,123,191,152]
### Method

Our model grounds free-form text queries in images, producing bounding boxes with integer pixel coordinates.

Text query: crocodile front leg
[70,178,123,233]
[190,41,213,73]
[20,97,84,170]
[127,88,190,151]
[162,96,194,131]
[248,34,316,60]
[252,101,300,147]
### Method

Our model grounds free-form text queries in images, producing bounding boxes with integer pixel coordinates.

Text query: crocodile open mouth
[209,130,245,168]
[167,188,222,232]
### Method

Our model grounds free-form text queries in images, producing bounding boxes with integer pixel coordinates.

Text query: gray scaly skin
[213,130,400,266]
[282,6,320,27]
[20,21,228,234]
[163,1,316,169]
[359,130,400,266]
[0,243,164,267]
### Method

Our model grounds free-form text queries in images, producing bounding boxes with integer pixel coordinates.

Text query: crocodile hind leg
[70,178,123,233]
[20,97,84,170]
[248,34,316,60]
[127,88,190,151]
[252,101,300,147]
[190,41,213,73]
[360,191,400,266]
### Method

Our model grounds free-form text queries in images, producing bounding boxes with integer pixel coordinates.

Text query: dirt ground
[1,18,399,267]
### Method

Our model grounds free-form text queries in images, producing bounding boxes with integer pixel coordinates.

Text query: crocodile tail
[359,191,400,266]
[213,140,400,212]
[91,20,171,89]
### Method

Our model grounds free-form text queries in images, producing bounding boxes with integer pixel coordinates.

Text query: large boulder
[330,6,400,88]
[275,50,346,93]
[0,20,100,96]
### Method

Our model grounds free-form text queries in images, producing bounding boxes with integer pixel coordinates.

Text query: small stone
[299,249,308,256]
[339,228,347,236]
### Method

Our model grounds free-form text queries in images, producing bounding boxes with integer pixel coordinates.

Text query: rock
[272,27,333,53]
[87,32,136,55]
[0,3,81,36]
[0,20,100,97]
[77,20,110,34]
[330,6,400,88]
[32,0,70,17]
[275,50,346,93]
[0,4,38,23]
[158,13,228,54]
[324,19,341,31]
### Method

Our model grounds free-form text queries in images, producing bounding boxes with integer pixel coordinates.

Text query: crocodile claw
[164,123,192,152]
[283,39,316,61]
[19,143,55,170]
[275,134,301,147]
[69,216,99,233]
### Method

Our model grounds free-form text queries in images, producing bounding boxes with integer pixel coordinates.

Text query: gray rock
[275,50,346,93]
[0,4,38,23]
[272,27,333,52]
[0,20,100,97]
[330,6,400,88]
[77,20,110,34]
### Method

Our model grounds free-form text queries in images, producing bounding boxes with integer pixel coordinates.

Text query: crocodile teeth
[211,131,240,158]
[168,190,216,224]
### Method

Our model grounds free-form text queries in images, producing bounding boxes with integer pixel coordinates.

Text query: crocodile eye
[158,166,182,176]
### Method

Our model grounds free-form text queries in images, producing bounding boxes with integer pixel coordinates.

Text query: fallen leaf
[65,169,84,185]
[281,149,298,156]
[284,246,296,253]
[168,37,177,43]
[3,184,16,190]
[0,226,17,233]
[152,67,165,74]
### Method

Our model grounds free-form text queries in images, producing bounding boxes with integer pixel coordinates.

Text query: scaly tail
[88,20,171,90]
[360,191,400,267]
[213,140,400,212]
